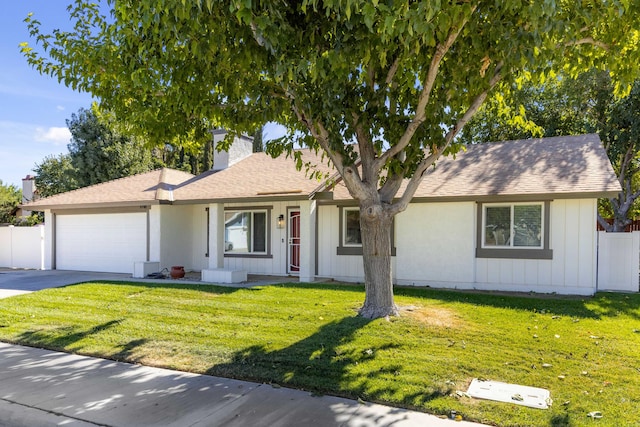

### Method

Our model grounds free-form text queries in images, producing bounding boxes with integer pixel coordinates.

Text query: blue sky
[0,2,94,188]
[0,2,286,190]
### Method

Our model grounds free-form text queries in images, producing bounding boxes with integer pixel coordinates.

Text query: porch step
[201,269,247,284]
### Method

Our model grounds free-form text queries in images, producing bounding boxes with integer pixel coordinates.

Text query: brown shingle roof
[172,150,335,202]
[24,134,620,210]
[329,134,621,201]
[25,168,195,210]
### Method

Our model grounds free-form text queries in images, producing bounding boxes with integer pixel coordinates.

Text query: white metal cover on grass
[56,213,146,274]
[467,378,551,409]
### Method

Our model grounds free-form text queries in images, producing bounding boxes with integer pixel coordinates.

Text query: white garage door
[56,212,147,273]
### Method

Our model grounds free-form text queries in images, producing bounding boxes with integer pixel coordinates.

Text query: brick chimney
[21,175,36,218]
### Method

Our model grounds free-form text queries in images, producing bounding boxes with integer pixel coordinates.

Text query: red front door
[288,210,300,273]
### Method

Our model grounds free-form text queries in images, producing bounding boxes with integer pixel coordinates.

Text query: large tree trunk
[599,188,637,232]
[358,202,399,319]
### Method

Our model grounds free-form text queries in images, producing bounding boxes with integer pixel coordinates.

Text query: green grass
[0,281,638,426]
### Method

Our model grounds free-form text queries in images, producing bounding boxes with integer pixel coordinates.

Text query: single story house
[24,133,620,295]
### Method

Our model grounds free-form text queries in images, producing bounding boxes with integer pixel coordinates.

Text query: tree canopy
[67,107,157,186]
[22,0,640,317]
[461,71,640,231]
[0,181,21,225]
[33,107,157,197]
[33,153,78,199]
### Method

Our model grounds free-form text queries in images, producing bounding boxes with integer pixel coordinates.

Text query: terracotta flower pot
[170,266,185,279]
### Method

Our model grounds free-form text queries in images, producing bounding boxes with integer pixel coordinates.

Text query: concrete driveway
[0,269,130,299]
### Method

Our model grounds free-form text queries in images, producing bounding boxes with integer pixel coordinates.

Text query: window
[476,201,552,259]
[343,207,362,246]
[336,206,396,256]
[483,204,542,248]
[224,210,267,254]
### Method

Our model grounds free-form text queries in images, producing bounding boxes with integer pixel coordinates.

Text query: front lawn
[0,281,637,426]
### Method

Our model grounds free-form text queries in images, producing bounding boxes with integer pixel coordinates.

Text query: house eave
[25,200,160,212]
[172,194,313,205]
[410,191,620,203]
[321,190,620,205]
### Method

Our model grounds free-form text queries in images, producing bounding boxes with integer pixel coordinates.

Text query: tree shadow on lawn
[550,412,572,427]
[16,320,149,362]
[207,315,451,408]
[62,280,253,296]
[393,286,640,320]
[261,281,367,293]
[263,281,640,320]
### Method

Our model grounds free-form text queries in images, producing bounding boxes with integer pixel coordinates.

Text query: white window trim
[342,207,362,247]
[481,202,544,250]
[476,201,552,260]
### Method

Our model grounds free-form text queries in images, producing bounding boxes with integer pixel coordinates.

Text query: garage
[55,212,147,273]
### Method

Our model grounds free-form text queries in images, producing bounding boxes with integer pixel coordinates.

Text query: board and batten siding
[317,198,598,295]
[316,205,396,282]
[158,205,194,271]
[395,202,476,286]
[475,199,597,294]
[220,201,291,276]
[190,205,209,271]
[151,204,210,272]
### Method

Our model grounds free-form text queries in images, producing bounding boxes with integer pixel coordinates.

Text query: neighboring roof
[172,150,335,203]
[24,134,620,210]
[24,168,195,210]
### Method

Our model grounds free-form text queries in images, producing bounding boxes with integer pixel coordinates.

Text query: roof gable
[172,150,335,202]
[24,168,196,210]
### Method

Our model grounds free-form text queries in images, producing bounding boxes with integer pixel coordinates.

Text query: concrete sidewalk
[0,343,484,427]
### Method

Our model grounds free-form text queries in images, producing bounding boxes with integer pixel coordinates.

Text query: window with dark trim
[343,207,362,246]
[476,201,552,260]
[336,206,396,256]
[224,209,270,256]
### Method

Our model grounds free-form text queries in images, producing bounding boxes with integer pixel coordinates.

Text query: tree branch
[375,4,477,170]
[564,37,610,51]
[351,112,377,198]
[378,174,404,204]
[387,64,503,216]
[619,144,635,184]
[385,56,401,86]
[367,64,376,88]
[285,89,369,199]
[386,150,441,216]
[597,213,613,232]
[285,89,344,172]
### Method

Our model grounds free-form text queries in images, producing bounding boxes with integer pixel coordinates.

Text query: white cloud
[56,105,65,111]
[34,126,71,145]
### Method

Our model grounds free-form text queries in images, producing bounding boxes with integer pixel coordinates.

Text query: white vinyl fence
[0,225,45,270]
[597,230,640,292]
